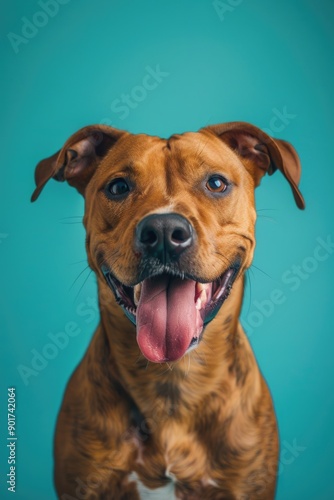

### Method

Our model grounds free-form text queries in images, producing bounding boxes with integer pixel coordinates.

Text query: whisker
[74,269,93,301]
[59,216,83,219]
[244,269,253,317]
[250,264,272,280]
[59,221,83,225]
[159,366,170,376]
[214,251,234,268]
[135,354,143,365]
[194,139,210,162]
[69,265,90,291]
[256,215,276,223]
[58,216,84,225]
[160,365,174,376]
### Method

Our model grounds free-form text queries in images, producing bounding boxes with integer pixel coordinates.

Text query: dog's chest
[128,471,176,499]
[126,422,220,499]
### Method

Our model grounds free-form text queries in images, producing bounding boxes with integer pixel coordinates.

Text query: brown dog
[32,122,304,499]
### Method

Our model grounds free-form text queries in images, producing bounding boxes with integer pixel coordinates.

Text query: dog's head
[32,122,304,363]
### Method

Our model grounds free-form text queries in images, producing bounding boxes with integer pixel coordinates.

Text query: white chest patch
[128,471,176,500]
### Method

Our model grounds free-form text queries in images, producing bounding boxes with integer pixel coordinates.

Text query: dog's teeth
[197,282,210,294]
[199,289,207,304]
[195,298,202,310]
[134,284,142,306]
[195,284,209,310]
[197,283,207,293]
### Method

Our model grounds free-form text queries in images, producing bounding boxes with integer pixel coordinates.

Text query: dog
[32,121,304,499]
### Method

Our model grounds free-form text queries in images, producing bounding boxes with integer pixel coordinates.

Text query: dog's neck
[94,275,258,421]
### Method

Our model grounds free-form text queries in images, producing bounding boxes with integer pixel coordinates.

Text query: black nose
[136,213,194,262]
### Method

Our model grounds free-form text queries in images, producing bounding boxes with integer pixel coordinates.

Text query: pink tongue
[136,275,201,363]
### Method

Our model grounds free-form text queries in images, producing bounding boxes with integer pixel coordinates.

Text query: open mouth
[102,264,240,363]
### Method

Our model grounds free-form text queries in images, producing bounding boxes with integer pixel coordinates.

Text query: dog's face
[84,131,255,362]
[32,122,304,363]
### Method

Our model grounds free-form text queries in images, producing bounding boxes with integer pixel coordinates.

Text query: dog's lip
[101,262,241,329]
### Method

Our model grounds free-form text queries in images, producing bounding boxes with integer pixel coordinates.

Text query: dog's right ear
[31,125,127,202]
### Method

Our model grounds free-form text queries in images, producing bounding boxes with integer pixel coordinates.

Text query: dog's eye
[106,178,131,197]
[206,176,228,193]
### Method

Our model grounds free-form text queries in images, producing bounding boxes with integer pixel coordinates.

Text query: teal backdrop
[1,0,334,498]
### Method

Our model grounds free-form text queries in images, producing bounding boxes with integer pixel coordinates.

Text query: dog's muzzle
[102,213,240,363]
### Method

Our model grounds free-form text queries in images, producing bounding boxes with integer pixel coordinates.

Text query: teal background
[1,0,333,498]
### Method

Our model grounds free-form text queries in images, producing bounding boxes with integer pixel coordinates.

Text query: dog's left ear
[31,125,126,202]
[202,121,305,209]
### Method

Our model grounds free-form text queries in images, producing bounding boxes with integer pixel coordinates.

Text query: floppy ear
[31,125,126,202]
[202,121,305,209]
